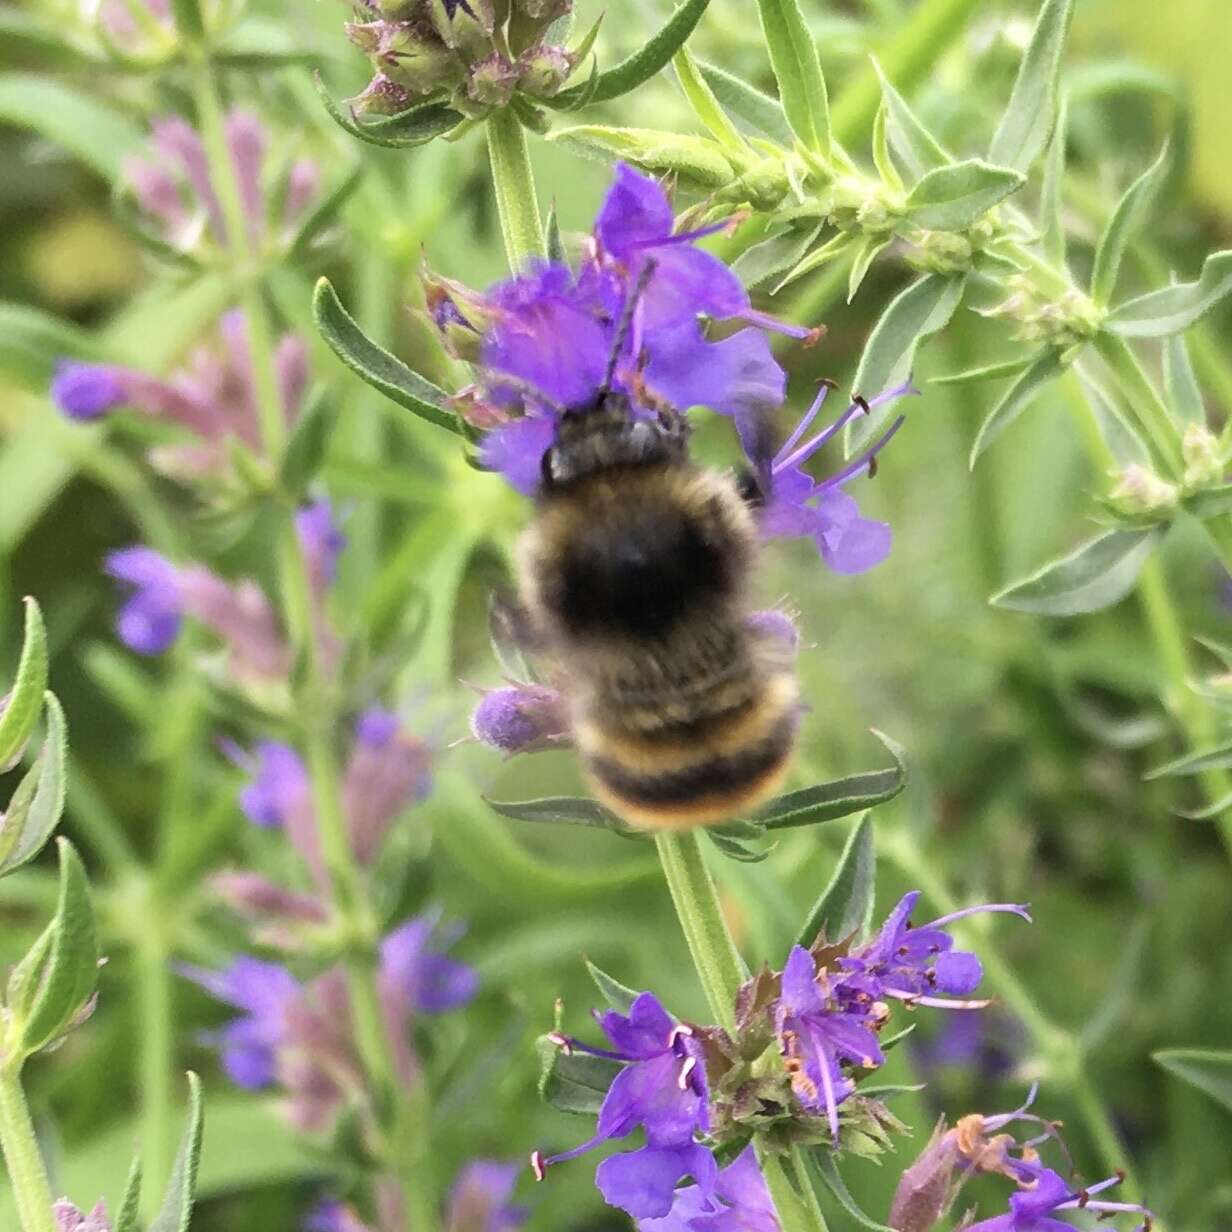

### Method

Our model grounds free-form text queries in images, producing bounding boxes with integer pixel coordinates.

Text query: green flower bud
[349,73,416,116]
[1182,423,1223,488]
[516,42,575,98]
[373,20,466,95]
[427,0,495,58]
[465,52,520,109]
[1108,464,1180,516]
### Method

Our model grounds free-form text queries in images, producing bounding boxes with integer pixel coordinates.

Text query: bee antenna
[602,258,658,397]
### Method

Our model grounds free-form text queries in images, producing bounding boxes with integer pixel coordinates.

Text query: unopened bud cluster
[981,274,1103,347]
[345,0,578,118]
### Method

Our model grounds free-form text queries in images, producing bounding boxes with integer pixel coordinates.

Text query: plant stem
[486,109,545,271]
[137,934,173,1217]
[654,832,826,1232]
[0,1063,57,1232]
[1091,333,1184,479]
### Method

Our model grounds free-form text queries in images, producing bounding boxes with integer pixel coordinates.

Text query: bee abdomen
[577,672,798,829]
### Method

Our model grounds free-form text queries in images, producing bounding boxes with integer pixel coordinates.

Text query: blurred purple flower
[180,956,301,1090]
[469,683,570,755]
[297,500,348,596]
[105,547,184,655]
[51,363,127,421]
[638,1146,779,1232]
[533,992,716,1221]
[54,1202,112,1232]
[380,915,479,1017]
[238,742,310,829]
[304,1200,370,1232]
[446,1160,528,1232]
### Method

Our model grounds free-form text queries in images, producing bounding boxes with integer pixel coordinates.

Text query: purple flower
[638,1146,780,1232]
[304,1200,370,1232]
[775,945,886,1142]
[446,1160,528,1232]
[470,683,570,754]
[237,741,310,829]
[104,547,184,655]
[51,362,128,421]
[475,164,812,495]
[380,916,478,1016]
[532,992,717,1220]
[297,500,348,596]
[54,1202,112,1232]
[180,957,301,1089]
[757,380,916,574]
[966,1165,1151,1232]
[177,566,292,682]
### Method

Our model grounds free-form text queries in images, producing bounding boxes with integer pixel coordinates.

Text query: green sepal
[314,73,463,149]
[757,731,908,832]
[313,277,461,437]
[0,596,48,771]
[0,691,68,876]
[149,1072,205,1232]
[797,813,875,947]
[537,1034,622,1115]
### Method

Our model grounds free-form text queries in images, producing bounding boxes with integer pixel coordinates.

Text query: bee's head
[540,392,689,492]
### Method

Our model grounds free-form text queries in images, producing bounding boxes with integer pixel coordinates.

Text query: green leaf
[931,357,1033,387]
[733,225,823,288]
[1090,143,1169,306]
[551,0,711,108]
[286,163,363,262]
[1177,792,1232,821]
[969,348,1066,464]
[149,1073,205,1232]
[313,74,462,149]
[1163,332,1205,426]
[1040,95,1067,266]
[1106,250,1232,338]
[1145,742,1232,780]
[114,1157,142,1232]
[312,278,460,437]
[987,0,1075,172]
[696,62,793,145]
[808,1148,896,1232]
[0,74,144,182]
[870,57,950,181]
[871,102,903,195]
[758,731,907,832]
[755,0,831,156]
[1183,482,1232,522]
[169,0,204,39]
[0,303,102,388]
[585,959,638,1012]
[0,692,67,876]
[848,273,965,452]
[707,829,771,862]
[773,231,854,294]
[991,527,1163,617]
[549,125,735,189]
[797,813,875,946]
[903,159,1025,231]
[278,391,334,497]
[1153,1049,1232,1116]
[19,837,99,1055]
[0,597,48,771]
[674,47,747,155]
[537,1036,622,1115]
[847,236,891,303]
[545,201,566,264]
[484,795,641,837]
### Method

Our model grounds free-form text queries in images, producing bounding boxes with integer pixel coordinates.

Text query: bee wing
[488,590,548,680]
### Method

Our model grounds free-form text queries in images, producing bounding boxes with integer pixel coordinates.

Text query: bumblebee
[512,391,799,830]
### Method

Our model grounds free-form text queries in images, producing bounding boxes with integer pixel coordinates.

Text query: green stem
[654,832,825,1232]
[137,936,173,1218]
[1091,332,1184,479]
[486,109,545,272]
[0,1063,57,1232]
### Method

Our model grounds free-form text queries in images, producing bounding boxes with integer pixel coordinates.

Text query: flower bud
[350,73,416,117]
[50,363,128,421]
[471,684,569,755]
[54,1201,112,1232]
[516,43,575,99]
[465,52,520,110]
[1182,423,1222,488]
[1107,464,1179,517]
[364,21,466,96]
[427,0,495,56]
[512,0,572,20]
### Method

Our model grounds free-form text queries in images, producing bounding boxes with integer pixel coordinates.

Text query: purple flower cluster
[52,311,308,479]
[535,894,1028,1222]
[437,164,909,574]
[54,1201,112,1232]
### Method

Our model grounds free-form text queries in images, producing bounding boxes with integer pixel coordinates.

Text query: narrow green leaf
[848,273,965,452]
[549,125,735,188]
[0,597,48,770]
[991,527,1163,617]
[537,1036,622,1115]
[847,237,891,303]
[903,159,1025,231]
[674,47,747,155]
[285,163,363,262]
[313,74,462,149]
[485,795,640,836]
[773,231,854,294]
[1145,742,1232,780]
[149,1073,205,1232]
[545,201,566,265]
[870,57,950,181]
[1040,96,1067,266]
[1090,142,1169,306]
[969,348,1066,464]
[1106,250,1232,337]
[871,101,903,194]
[797,813,875,946]
[759,731,907,832]
[114,1157,143,1232]
[808,1149,896,1232]
[0,692,68,876]
[707,829,771,862]
[755,0,831,155]
[312,278,460,437]
[0,303,102,388]
[169,0,204,39]
[0,74,144,181]
[931,357,1033,387]
[552,0,711,107]
[278,391,334,497]
[1153,1049,1232,1115]
[585,959,638,1012]
[1183,483,1232,522]
[733,224,823,288]
[696,61,793,145]
[1163,332,1205,426]
[20,837,99,1054]
[1176,791,1232,821]
[987,0,1076,172]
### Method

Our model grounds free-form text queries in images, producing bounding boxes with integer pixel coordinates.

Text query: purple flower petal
[478,416,557,494]
[105,546,184,655]
[643,322,785,420]
[51,361,128,421]
[595,163,675,259]
[812,487,892,575]
[933,950,983,996]
[596,1144,718,1221]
